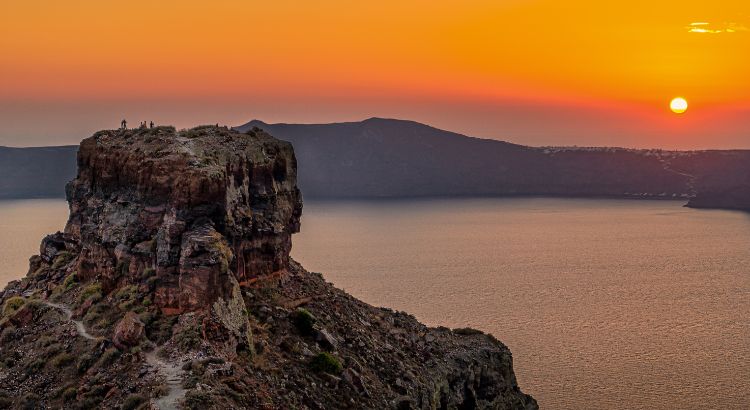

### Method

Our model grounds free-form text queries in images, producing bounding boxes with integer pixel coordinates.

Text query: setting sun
[670,97,689,114]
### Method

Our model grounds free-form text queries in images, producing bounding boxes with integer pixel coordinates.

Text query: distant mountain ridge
[2,118,749,210]
[0,145,78,199]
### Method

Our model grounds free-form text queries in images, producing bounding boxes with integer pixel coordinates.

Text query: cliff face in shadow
[669,151,750,211]
[0,126,536,409]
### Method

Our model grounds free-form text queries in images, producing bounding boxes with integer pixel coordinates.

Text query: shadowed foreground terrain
[0,126,536,409]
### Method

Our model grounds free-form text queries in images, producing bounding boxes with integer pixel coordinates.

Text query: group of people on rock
[120,119,154,129]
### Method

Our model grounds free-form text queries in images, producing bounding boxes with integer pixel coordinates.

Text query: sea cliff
[0,125,536,409]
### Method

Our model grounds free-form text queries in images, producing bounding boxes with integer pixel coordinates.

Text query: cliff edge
[0,126,536,409]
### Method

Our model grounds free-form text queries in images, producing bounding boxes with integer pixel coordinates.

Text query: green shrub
[115,285,138,301]
[142,267,156,278]
[23,358,45,379]
[2,297,25,317]
[61,386,78,402]
[63,272,78,290]
[76,353,97,374]
[51,251,75,270]
[309,352,342,375]
[79,283,102,304]
[51,352,75,368]
[292,308,316,335]
[98,348,120,367]
[121,394,147,410]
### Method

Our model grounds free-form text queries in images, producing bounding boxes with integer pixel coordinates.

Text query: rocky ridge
[0,126,537,409]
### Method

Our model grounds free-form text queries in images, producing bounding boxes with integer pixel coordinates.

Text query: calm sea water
[2,198,749,409]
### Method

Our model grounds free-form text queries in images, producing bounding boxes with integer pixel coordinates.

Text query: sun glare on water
[670,97,688,114]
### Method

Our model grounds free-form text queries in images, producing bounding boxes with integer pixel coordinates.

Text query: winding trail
[42,300,186,409]
[144,351,187,410]
[41,301,98,341]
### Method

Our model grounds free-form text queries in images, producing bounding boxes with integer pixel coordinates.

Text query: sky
[1,0,749,149]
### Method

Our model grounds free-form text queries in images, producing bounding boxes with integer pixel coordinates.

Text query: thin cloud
[687,21,748,34]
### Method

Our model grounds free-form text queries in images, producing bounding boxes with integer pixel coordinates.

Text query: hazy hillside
[0,145,77,199]
[237,118,689,198]
[2,118,748,210]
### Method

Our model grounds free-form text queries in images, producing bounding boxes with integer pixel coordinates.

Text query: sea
[1,197,748,409]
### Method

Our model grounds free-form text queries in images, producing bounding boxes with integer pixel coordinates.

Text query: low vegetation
[309,352,342,375]
[79,283,102,304]
[51,251,75,270]
[292,308,316,335]
[2,297,25,317]
[121,394,147,410]
[51,352,75,369]
[62,272,78,290]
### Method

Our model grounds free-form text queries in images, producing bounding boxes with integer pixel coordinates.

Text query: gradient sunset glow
[1,1,749,148]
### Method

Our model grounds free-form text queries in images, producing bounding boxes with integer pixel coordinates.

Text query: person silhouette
[150,121,154,128]
[121,119,127,129]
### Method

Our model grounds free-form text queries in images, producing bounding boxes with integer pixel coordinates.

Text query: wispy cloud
[687,21,748,34]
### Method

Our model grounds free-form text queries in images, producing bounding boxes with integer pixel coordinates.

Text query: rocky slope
[0,125,537,409]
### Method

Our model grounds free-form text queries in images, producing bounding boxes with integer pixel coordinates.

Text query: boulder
[113,311,145,348]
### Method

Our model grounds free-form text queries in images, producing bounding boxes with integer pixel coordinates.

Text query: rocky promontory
[0,126,536,409]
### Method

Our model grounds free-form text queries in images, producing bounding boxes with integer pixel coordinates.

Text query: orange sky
[1,1,749,148]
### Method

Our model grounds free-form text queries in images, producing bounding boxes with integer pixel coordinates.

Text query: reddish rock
[113,311,145,348]
[8,304,35,328]
[62,126,302,312]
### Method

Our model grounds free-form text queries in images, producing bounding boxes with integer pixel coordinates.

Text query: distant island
[2,118,749,210]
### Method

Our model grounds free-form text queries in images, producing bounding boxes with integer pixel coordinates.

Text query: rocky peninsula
[0,126,537,409]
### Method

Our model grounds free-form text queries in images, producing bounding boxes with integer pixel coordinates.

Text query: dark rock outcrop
[66,125,302,314]
[0,125,536,409]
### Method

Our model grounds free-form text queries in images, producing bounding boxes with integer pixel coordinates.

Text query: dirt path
[41,301,98,341]
[144,351,187,410]
[43,300,187,409]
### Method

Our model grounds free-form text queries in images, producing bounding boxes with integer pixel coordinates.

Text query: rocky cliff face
[0,126,536,409]
[65,125,302,314]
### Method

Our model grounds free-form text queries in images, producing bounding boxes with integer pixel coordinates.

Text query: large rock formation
[65,125,302,314]
[0,126,536,409]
